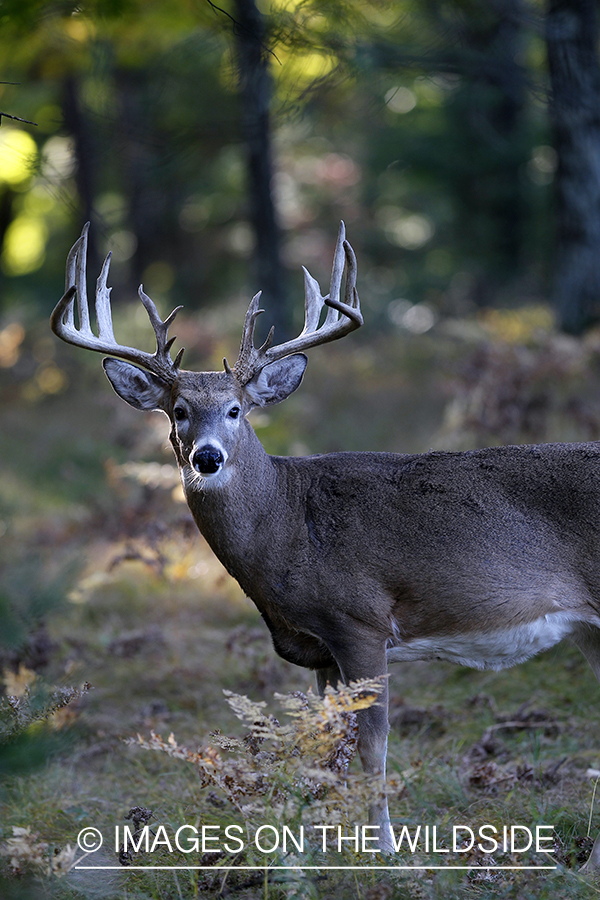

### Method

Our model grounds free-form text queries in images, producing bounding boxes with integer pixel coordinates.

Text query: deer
[52,221,600,866]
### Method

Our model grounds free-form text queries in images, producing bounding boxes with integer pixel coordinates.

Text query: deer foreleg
[356,675,392,853]
[571,625,600,871]
[331,639,394,854]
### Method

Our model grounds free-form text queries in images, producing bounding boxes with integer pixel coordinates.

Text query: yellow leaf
[3,665,36,697]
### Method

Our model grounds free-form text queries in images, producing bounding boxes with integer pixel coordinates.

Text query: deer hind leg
[327,637,394,854]
[316,664,342,695]
[571,625,600,871]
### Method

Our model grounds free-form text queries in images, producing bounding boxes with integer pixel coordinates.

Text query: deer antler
[50,223,184,384]
[228,221,363,385]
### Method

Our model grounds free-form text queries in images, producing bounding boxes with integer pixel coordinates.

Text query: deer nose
[192,445,224,475]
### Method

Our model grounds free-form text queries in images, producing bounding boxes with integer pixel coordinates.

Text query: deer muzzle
[192,444,225,476]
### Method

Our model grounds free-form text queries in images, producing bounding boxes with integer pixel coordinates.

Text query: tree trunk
[456,0,526,282]
[232,0,288,338]
[546,0,600,333]
[62,75,98,269]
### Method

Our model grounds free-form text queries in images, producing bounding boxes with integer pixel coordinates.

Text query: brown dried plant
[1,827,79,877]
[130,679,393,835]
[0,678,91,742]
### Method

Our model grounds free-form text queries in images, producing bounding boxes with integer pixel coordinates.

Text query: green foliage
[0,561,65,658]
[0,559,84,809]
[0,0,558,331]
[0,560,87,896]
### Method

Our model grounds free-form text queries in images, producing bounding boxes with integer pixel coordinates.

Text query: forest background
[4,1,600,899]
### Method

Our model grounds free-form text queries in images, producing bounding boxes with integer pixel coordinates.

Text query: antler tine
[95,250,116,343]
[51,224,184,384]
[323,219,347,328]
[230,292,275,383]
[138,287,184,363]
[74,222,91,332]
[324,237,359,321]
[230,221,363,385]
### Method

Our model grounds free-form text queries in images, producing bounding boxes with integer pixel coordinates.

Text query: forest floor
[3,304,600,899]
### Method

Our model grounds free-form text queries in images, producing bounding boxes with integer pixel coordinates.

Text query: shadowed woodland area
[5,1,600,898]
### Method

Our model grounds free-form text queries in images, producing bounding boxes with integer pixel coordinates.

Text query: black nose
[192,445,224,475]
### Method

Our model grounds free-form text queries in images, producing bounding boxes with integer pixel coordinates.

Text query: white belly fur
[386,611,600,671]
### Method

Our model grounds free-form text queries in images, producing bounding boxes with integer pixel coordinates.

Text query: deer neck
[179,421,283,576]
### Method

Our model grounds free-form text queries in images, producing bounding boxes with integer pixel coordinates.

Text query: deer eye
[228,406,240,419]
[174,406,187,422]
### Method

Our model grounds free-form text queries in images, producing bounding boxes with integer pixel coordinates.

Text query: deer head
[51,222,362,482]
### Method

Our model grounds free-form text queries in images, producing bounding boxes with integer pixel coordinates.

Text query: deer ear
[244,354,307,408]
[103,358,171,411]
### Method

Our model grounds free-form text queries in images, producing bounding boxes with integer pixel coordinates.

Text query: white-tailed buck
[52,223,600,865]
